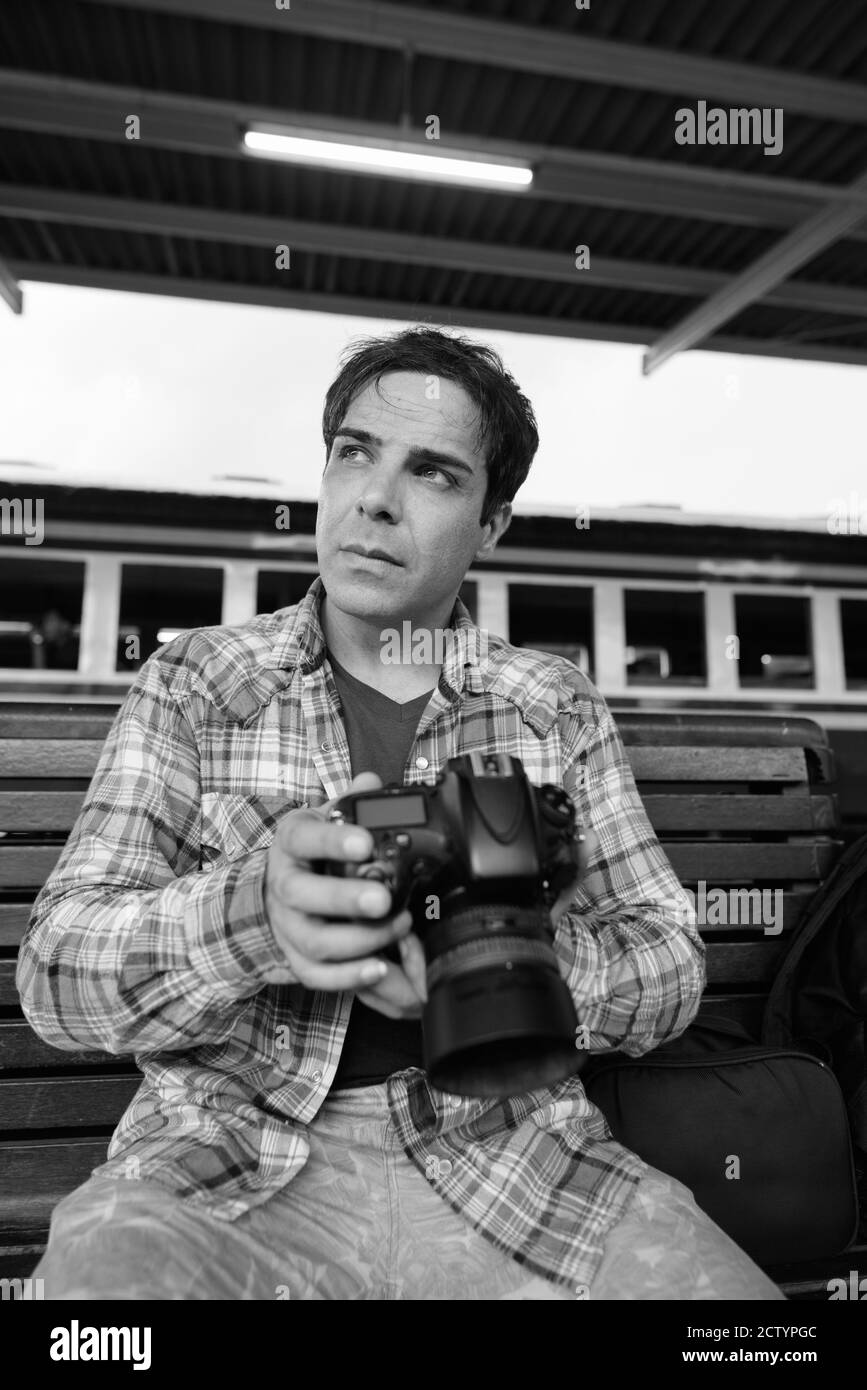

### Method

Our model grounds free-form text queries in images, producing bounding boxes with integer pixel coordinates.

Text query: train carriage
[2,478,866,843]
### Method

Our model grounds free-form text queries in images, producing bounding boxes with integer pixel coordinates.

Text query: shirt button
[438,1159,453,1177]
[320,741,333,753]
[415,756,429,770]
[310,1070,322,1083]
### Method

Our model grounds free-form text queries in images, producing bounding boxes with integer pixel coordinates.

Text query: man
[18,327,783,1300]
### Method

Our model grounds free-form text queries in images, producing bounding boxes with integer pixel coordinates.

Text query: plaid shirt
[17,577,703,1295]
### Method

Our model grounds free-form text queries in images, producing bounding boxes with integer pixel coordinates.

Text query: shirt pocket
[199,791,300,868]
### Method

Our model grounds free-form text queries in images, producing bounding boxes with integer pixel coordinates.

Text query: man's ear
[476,502,512,558]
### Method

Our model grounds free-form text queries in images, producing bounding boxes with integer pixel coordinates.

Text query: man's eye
[337,444,367,462]
[418,465,455,486]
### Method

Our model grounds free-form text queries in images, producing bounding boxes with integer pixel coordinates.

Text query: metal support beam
[4,71,866,234]
[11,261,867,371]
[643,169,867,375]
[79,554,121,679]
[87,0,867,125]
[3,183,867,319]
[0,254,22,313]
[592,581,626,694]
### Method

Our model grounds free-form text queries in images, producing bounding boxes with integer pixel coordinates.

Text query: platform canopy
[0,0,866,371]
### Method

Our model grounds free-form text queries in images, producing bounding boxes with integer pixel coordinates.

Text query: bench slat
[628,746,807,782]
[0,791,87,831]
[642,793,834,832]
[0,962,19,1007]
[0,706,118,740]
[0,1022,121,1070]
[0,1075,139,1131]
[0,905,32,948]
[665,840,836,881]
[0,740,105,778]
[0,843,835,893]
[615,713,832,750]
[704,940,785,985]
[0,846,63,888]
[0,1137,110,1237]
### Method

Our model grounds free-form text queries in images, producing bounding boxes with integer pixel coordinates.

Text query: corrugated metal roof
[0,0,865,366]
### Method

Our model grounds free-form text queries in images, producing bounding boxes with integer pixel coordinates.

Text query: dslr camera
[324,752,585,1098]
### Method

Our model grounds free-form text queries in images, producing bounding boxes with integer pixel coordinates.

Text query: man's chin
[320,567,414,624]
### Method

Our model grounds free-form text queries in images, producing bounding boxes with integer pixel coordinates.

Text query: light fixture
[242,125,533,190]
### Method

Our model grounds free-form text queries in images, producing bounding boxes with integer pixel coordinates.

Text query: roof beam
[0,254,22,312]
[86,0,867,125]
[3,71,867,235]
[3,182,867,319]
[12,260,867,371]
[643,168,867,374]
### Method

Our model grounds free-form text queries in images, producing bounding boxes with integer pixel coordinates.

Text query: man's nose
[355,468,403,523]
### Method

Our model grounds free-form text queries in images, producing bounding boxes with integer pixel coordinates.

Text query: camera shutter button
[395,833,411,848]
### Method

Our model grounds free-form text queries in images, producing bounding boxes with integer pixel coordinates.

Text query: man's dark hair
[322,325,539,526]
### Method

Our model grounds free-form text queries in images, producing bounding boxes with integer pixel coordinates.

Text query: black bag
[762,831,867,1250]
[762,832,867,1157]
[583,1017,859,1265]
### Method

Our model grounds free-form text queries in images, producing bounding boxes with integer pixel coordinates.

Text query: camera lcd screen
[356,794,427,829]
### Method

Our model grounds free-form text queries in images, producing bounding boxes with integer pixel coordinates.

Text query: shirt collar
[266,576,329,674]
[243,575,565,738]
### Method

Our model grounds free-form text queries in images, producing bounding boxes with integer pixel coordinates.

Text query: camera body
[325,752,584,1097]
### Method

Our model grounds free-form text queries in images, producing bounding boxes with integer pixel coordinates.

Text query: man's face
[316,371,510,628]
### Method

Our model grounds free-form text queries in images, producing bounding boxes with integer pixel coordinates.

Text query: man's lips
[341,545,404,566]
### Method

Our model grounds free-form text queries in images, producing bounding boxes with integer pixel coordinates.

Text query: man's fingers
[275,812,375,872]
[270,860,394,922]
[285,909,413,964]
[356,957,425,1020]
[396,932,427,1002]
[279,946,395,995]
[577,826,599,877]
[345,771,383,795]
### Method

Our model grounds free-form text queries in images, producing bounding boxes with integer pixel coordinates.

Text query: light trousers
[35,1083,785,1300]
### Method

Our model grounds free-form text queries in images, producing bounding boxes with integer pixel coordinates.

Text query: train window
[508,584,594,675]
[257,572,477,625]
[117,564,223,670]
[841,599,867,689]
[624,588,705,684]
[734,593,813,687]
[0,558,84,670]
[256,570,319,613]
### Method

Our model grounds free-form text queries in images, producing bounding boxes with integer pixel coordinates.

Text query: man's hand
[264,773,426,1018]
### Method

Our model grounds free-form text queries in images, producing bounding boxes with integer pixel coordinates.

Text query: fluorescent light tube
[243,128,532,189]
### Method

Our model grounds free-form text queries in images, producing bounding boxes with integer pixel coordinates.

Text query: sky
[0,279,864,524]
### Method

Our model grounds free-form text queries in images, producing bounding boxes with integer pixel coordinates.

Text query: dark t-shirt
[328,651,433,1088]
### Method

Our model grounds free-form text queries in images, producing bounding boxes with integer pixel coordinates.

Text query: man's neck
[321,595,454,700]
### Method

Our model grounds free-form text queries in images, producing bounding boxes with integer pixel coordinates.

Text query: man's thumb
[347,772,383,794]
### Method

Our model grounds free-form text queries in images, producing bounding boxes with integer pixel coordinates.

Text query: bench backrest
[0,702,842,1241]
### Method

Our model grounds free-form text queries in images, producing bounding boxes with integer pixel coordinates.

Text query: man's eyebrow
[333,428,476,476]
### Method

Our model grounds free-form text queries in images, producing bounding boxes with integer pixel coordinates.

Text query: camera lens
[421,902,580,1099]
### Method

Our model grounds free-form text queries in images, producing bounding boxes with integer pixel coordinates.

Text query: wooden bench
[1,701,865,1298]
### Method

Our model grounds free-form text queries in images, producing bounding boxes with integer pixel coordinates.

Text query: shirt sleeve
[15,656,290,1056]
[553,691,705,1057]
